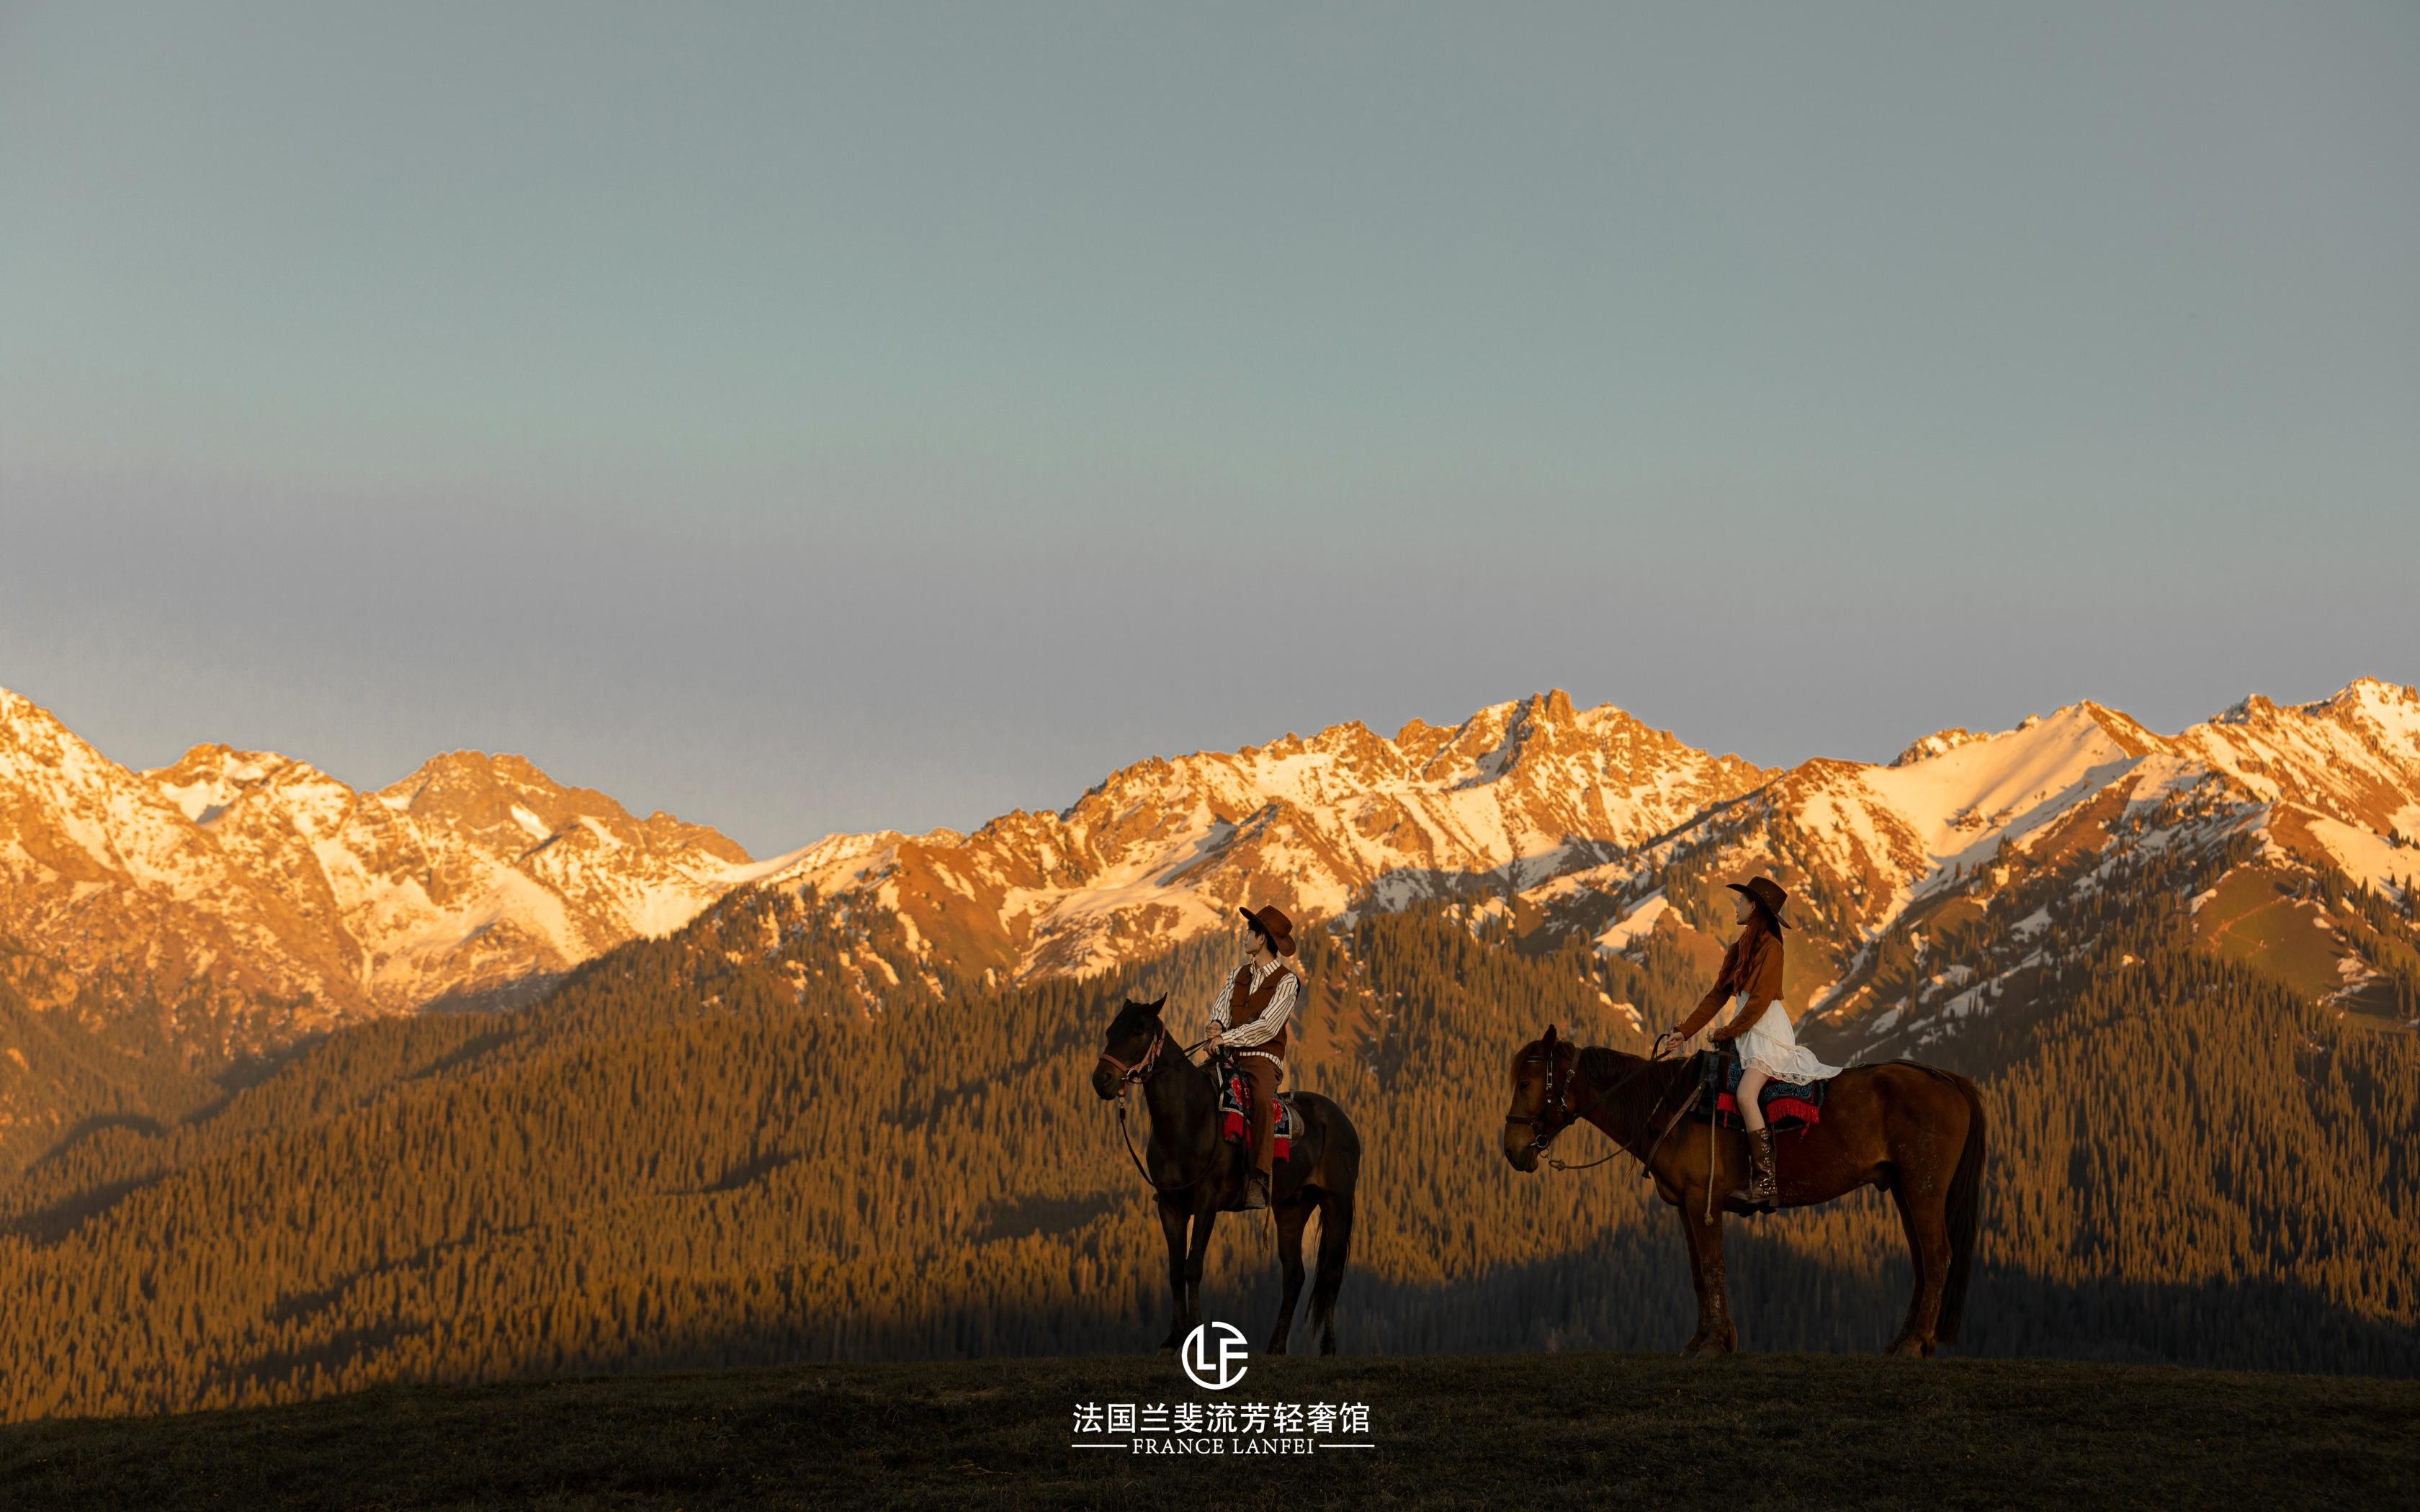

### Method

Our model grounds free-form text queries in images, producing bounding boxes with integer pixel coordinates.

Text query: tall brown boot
[1744,1128,1779,1207]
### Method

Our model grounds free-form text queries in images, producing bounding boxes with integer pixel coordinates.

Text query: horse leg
[1886,1177,1949,1359]
[1183,1190,1220,1339]
[1676,1201,1737,1356]
[1156,1199,1190,1353]
[1266,1197,1313,1355]
[1309,1187,1354,1355]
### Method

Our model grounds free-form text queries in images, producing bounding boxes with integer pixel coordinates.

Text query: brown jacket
[1674,916,1785,1043]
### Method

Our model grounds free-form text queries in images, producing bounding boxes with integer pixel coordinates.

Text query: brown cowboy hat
[1237,904,1297,956]
[1725,876,1792,928]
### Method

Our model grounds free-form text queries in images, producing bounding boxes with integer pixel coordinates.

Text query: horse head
[1502,1023,1574,1173]
[1090,995,1170,1101]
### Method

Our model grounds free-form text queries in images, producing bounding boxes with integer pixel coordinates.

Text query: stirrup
[1237,1172,1270,1211]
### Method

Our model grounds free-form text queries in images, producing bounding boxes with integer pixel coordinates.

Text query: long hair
[1739,901,1782,950]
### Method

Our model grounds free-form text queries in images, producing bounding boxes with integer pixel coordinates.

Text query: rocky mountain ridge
[0,687,792,1048]
[4,678,2415,1071]
[756,680,2420,1068]
[1534,679,2420,1060]
[766,690,1774,984]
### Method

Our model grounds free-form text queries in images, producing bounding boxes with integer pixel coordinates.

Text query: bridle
[1098,1022,1213,1191]
[1096,1027,1171,1088]
[1507,1040,1701,1174]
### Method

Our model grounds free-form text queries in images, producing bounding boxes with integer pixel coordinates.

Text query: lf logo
[1179,1321,1250,1390]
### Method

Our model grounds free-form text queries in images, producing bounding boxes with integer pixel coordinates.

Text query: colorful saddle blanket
[1693,1048,1829,1133]
[1214,1058,1296,1163]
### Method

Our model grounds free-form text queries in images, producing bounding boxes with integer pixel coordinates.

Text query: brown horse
[1501,1027,1987,1357]
[1091,996,1361,1355]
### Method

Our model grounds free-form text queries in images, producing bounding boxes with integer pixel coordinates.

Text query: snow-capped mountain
[765,690,1773,983]
[768,679,2420,1059]
[6,677,2415,1067]
[1547,680,2420,1059]
[0,687,794,1044]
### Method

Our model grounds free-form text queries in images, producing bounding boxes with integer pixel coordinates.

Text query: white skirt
[1728,996,1843,1084]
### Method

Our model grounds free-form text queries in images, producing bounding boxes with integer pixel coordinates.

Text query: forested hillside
[0,933,263,1179]
[2,843,2415,1422]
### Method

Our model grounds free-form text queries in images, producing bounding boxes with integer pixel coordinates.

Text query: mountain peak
[146,744,339,824]
[0,685,84,754]
[765,688,1775,980]
[2216,693,2279,726]
[392,747,548,787]
[1525,688,1579,723]
[0,708,763,1031]
[2310,677,2420,735]
[1891,728,1986,767]
[2207,679,2420,747]
[2069,701,2166,757]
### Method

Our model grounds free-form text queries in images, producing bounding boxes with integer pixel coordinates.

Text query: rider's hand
[1205,1024,1224,1048]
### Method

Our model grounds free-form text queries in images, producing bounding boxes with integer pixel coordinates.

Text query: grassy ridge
[2,1351,2413,1511]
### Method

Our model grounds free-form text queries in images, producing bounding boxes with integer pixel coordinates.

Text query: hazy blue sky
[4,2,2415,853]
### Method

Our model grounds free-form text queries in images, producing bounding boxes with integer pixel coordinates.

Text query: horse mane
[1575,1043,1646,1082]
[1575,1043,1695,1119]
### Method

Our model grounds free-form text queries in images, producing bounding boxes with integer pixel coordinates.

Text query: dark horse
[1090,996,1361,1355]
[1502,1027,1987,1357]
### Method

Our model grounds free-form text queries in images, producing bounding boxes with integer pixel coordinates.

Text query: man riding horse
[1203,904,1300,1212]
[1090,901,1359,1355]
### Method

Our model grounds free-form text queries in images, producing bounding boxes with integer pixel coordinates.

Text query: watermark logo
[1071,1318,1378,1456]
[1180,1320,1250,1390]
[1070,1399,1375,1454]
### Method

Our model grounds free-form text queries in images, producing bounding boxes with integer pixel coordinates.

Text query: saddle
[1214,1055,1296,1164]
[1690,1048,1828,1133]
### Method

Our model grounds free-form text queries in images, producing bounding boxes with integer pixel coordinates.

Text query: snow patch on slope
[1858,706,2139,870]
[1595,893,1669,953]
[2301,813,2416,894]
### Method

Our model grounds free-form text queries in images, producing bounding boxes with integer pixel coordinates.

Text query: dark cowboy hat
[1237,904,1297,956]
[1725,876,1792,929]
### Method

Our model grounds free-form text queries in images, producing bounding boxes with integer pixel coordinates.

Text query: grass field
[3,1351,2414,1511]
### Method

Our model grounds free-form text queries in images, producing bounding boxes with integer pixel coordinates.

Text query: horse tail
[1309,1108,1359,1333]
[1933,1069,1989,1346]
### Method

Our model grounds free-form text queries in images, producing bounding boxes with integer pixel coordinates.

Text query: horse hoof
[1884,1337,1933,1359]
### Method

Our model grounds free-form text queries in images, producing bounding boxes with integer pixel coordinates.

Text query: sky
[3,2,2415,855]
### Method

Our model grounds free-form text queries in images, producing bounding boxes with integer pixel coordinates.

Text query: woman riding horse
[1500,881,1994,1354]
[1652,876,1842,1205]
[1503,1009,1986,1356]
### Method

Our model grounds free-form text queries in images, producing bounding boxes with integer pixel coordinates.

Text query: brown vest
[1227,963,1298,1058]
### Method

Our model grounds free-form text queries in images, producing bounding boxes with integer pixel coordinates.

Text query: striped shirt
[1208,959,1299,1050]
